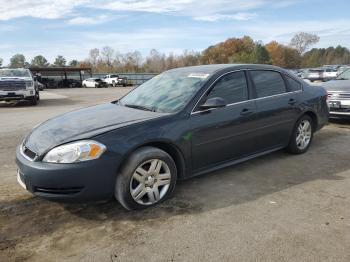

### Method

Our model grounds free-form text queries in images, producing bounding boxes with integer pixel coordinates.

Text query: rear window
[250,71,286,98]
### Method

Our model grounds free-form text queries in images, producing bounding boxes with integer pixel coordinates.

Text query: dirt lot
[1,88,350,262]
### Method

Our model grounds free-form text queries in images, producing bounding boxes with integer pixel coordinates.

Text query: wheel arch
[302,110,318,131]
[119,140,187,180]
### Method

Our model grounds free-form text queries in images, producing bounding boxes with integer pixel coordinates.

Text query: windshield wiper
[124,103,156,112]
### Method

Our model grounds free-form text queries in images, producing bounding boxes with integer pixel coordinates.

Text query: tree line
[1,33,349,73]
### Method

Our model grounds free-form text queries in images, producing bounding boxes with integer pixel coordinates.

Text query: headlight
[26,81,34,88]
[43,140,106,163]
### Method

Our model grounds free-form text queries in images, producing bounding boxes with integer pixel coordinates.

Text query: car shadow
[329,118,350,126]
[0,126,349,249]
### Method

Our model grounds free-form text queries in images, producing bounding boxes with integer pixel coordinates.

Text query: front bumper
[328,99,350,118]
[0,89,34,101]
[15,146,120,202]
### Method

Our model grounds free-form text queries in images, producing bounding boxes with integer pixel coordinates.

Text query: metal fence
[92,73,157,86]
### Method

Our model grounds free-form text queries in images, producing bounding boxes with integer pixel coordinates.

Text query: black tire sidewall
[287,115,314,154]
[115,147,177,210]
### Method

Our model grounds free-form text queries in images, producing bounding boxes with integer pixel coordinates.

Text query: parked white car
[323,68,338,81]
[82,78,108,88]
[0,68,39,105]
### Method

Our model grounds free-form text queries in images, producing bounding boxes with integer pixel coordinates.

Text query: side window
[250,71,286,98]
[206,71,248,104]
[285,75,302,92]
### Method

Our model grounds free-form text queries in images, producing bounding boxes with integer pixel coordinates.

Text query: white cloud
[194,13,257,22]
[0,0,298,21]
[67,15,111,25]
[0,0,88,20]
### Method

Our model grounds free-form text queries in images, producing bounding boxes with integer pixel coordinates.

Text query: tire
[29,95,38,106]
[286,115,314,154]
[83,84,87,88]
[115,147,177,210]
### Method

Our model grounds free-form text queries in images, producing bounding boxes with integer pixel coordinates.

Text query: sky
[0,0,350,65]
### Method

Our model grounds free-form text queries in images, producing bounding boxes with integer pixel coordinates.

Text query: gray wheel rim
[296,120,312,150]
[130,159,171,205]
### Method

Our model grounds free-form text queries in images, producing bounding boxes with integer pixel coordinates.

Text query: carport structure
[29,67,92,88]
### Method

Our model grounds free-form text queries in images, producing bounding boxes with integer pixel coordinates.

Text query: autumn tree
[31,55,49,67]
[290,32,320,54]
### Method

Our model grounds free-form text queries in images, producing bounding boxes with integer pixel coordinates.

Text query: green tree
[53,55,67,67]
[253,44,270,64]
[9,54,27,68]
[31,55,49,67]
[69,60,79,67]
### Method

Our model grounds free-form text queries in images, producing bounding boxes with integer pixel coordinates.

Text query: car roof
[167,64,287,75]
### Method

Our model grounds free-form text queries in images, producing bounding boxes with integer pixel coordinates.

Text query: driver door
[189,71,257,172]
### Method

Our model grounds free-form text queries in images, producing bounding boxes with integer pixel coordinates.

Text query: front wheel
[115,147,177,210]
[287,115,314,154]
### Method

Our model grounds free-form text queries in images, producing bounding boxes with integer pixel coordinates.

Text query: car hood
[322,79,350,92]
[24,103,166,156]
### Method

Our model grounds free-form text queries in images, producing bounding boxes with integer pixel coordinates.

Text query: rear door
[190,70,257,171]
[247,70,301,151]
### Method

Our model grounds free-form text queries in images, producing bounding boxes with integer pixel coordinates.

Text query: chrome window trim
[191,68,303,115]
[190,69,245,115]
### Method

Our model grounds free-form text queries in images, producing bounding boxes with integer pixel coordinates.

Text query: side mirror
[200,97,227,110]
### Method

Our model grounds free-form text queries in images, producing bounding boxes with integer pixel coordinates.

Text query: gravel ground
[1,88,350,262]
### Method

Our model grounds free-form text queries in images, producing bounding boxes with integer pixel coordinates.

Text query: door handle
[240,108,253,116]
[288,98,297,105]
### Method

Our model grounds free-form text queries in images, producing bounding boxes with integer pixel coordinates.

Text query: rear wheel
[287,115,314,154]
[115,147,177,210]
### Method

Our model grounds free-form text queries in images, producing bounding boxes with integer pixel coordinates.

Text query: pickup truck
[103,74,127,87]
[0,68,39,105]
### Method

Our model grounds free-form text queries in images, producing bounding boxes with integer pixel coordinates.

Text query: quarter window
[206,71,248,104]
[250,71,286,98]
[285,75,302,92]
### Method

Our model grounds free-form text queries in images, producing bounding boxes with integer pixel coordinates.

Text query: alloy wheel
[296,120,312,150]
[130,159,171,205]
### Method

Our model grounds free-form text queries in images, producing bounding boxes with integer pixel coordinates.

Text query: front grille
[328,92,350,100]
[34,187,83,195]
[0,81,26,91]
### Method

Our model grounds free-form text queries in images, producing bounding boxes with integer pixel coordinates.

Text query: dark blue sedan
[16,64,329,210]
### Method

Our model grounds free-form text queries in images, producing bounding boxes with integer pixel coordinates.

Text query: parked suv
[322,68,338,81]
[306,69,324,82]
[0,68,39,105]
[323,68,350,118]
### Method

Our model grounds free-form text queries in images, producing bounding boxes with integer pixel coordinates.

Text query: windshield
[119,70,209,113]
[0,69,31,78]
[336,69,350,80]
